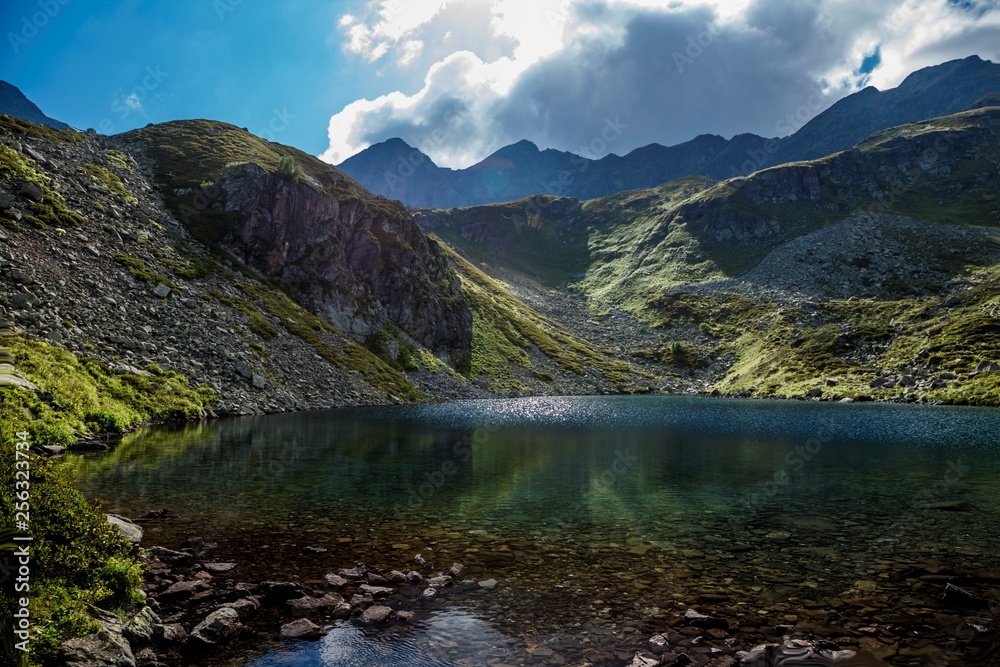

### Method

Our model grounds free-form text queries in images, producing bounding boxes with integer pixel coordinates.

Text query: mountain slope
[0,80,70,129]
[339,56,1000,208]
[416,105,1000,404]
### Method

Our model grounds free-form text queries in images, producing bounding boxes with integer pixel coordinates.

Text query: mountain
[416,105,1000,404]
[0,80,70,129]
[339,56,1000,208]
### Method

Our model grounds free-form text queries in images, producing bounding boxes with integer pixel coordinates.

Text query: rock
[303,545,327,554]
[203,562,237,574]
[145,546,194,565]
[61,606,137,667]
[648,634,668,653]
[420,587,439,602]
[477,578,498,590]
[332,602,353,619]
[825,377,840,386]
[279,618,327,640]
[189,607,242,646]
[942,583,992,609]
[152,284,171,298]
[287,593,344,614]
[426,575,453,588]
[123,606,160,645]
[805,387,823,398]
[683,608,728,630]
[898,375,916,387]
[386,570,407,584]
[339,563,367,579]
[736,639,884,666]
[61,625,135,667]
[869,377,895,389]
[157,579,210,602]
[977,359,999,373]
[12,292,38,309]
[360,605,395,624]
[262,581,303,602]
[446,563,466,578]
[358,584,394,598]
[322,573,349,589]
[349,593,373,609]
[17,181,45,202]
[920,500,970,511]
[405,571,423,585]
[223,597,260,619]
[629,654,660,667]
[106,514,143,544]
[154,623,187,644]
[414,553,428,566]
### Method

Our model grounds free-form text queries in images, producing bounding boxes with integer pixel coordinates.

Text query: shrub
[275,155,300,183]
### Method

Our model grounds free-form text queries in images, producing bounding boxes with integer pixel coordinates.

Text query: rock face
[61,608,136,667]
[216,163,472,365]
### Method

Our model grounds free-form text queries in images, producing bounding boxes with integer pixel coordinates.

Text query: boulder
[322,573,348,590]
[360,605,395,624]
[123,606,160,645]
[17,181,45,202]
[223,597,260,619]
[152,284,171,298]
[107,514,143,544]
[279,618,327,640]
[61,607,135,667]
[358,584,394,598]
[189,607,242,646]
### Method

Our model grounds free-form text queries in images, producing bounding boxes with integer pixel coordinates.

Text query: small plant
[275,155,300,183]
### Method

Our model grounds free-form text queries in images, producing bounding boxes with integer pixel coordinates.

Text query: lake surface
[67,396,1000,666]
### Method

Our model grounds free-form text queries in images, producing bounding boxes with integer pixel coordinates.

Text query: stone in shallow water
[421,587,439,601]
[427,575,453,587]
[189,607,242,646]
[358,584,394,598]
[203,562,237,573]
[478,578,498,590]
[322,573,348,589]
[360,605,394,624]
[447,563,466,577]
[279,618,327,640]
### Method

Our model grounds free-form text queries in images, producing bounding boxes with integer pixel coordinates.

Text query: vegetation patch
[113,253,172,287]
[0,114,84,143]
[0,338,214,663]
[442,245,636,390]
[81,163,137,204]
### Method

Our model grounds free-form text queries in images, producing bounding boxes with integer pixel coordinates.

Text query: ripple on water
[241,609,516,667]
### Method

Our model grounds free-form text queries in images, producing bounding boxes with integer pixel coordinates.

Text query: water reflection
[65,396,1000,666]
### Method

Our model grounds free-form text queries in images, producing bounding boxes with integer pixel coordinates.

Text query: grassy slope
[441,244,637,391]
[0,337,218,665]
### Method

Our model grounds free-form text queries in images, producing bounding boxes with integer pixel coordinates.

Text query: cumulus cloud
[322,0,1000,168]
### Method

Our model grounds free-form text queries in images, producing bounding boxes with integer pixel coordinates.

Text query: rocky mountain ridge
[339,56,1000,207]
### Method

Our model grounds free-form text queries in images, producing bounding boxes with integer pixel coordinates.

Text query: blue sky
[1,0,368,154]
[2,0,998,167]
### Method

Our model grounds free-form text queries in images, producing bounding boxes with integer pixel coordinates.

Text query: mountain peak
[0,81,70,129]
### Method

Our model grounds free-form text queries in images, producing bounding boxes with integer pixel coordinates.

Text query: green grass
[103,149,132,172]
[81,163,137,204]
[0,144,85,229]
[0,338,215,665]
[0,114,84,143]
[113,253,173,287]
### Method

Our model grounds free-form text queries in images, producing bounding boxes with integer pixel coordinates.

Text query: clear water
[67,396,1000,666]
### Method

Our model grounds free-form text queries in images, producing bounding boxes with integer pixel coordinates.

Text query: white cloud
[125,92,143,111]
[324,0,1000,168]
